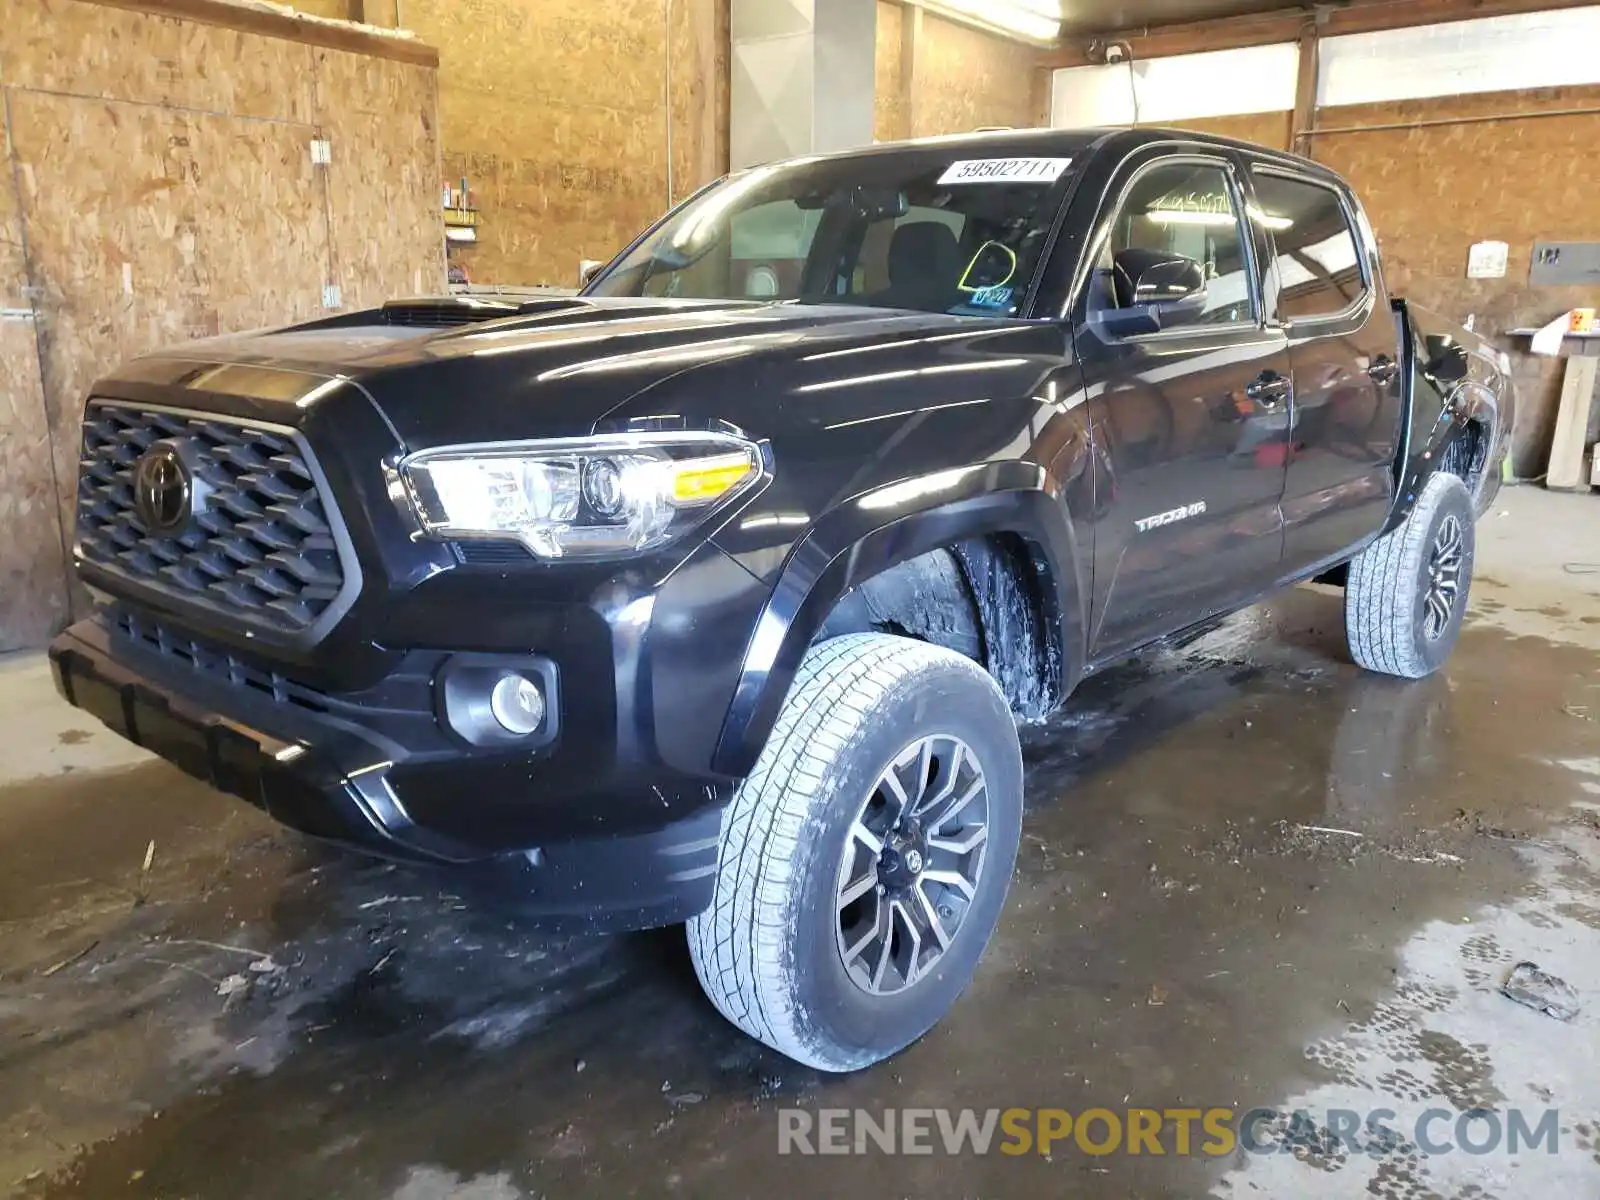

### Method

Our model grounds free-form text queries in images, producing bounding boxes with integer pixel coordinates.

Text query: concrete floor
[2,486,1598,1199]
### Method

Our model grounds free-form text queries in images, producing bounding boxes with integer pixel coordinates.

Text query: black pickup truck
[50,128,1511,1071]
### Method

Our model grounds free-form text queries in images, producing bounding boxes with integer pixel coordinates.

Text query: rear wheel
[687,633,1023,1072]
[1344,471,1475,678]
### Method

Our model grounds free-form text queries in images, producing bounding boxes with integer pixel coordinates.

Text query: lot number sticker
[937,158,1071,185]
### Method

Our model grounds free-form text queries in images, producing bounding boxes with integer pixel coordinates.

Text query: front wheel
[687,633,1023,1072]
[1344,471,1476,679]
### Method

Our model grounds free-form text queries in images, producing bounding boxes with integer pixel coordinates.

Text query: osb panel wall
[5,0,321,123]
[9,93,333,548]
[0,141,69,649]
[315,48,444,307]
[1162,111,1292,149]
[915,13,1038,138]
[403,0,719,287]
[874,1,906,142]
[0,0,442,647]
[1313,86,1600,475]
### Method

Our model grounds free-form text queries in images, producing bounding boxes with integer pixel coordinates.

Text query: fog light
[439,655,559,749]
[489,674,546,735]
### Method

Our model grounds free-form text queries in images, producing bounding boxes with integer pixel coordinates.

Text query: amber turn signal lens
[670,453,757,505]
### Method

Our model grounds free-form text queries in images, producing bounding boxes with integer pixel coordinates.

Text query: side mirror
[1423,334,1468,384]
[1133,256,1208,319]
[578,258,605,289]
[1089,254,1208,337]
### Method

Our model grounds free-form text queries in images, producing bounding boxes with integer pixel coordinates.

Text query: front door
[1072,152,1292,661]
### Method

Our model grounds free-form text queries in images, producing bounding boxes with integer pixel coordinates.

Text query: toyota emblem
[133,442,194,536]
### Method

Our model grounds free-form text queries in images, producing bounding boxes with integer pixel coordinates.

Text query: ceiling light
[1146,209,1237,227]
[1246,205,1294,231]
[919,0,1061,44]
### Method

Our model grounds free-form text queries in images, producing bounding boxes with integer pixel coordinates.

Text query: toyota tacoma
[50,128,1512,1071]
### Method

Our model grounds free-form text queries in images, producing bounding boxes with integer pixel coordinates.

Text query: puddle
[1,588,1598,1198]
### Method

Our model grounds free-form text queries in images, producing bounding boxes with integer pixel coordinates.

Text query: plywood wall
[393,0,725,288]
[381,0,1035,285]
[1163,111,1292,150]
[875,5,1043,144]
[1313,87,1600,475]
[0,0,443,649]
[915,12,1039,138]
[0,136,68,649]
[316,45,448,309]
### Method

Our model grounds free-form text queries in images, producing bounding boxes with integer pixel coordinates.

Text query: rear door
[1244,166,1403,572]
[1071,149,1293,661]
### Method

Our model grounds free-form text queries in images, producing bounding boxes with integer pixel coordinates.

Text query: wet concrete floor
[2,488,1598,1198]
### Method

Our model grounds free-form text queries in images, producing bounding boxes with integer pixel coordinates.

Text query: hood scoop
[380,295,589,328]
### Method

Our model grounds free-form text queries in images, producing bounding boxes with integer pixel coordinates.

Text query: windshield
[586,151,1078,319]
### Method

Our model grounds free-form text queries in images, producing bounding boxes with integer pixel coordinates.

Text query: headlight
[400,432,763,559]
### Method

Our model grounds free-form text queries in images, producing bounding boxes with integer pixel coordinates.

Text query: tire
[1344,471,1475,679]
[687,632,1023,1072]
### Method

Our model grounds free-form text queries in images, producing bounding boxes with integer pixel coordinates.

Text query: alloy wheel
[834,735,990,996]
[1422,513,1464,641]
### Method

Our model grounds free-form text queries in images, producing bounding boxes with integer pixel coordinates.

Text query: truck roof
[789,126,1346,188]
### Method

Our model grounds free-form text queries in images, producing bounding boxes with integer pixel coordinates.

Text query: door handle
[1245,372,1292,407]
[1368,356,1400,386]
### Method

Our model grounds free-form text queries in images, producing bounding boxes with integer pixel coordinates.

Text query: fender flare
[1383,371,1504,536]
[711,461,1086,777]
[1384,302,1509,535]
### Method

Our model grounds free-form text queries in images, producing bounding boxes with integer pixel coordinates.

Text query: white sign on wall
[1466,240,1509,280]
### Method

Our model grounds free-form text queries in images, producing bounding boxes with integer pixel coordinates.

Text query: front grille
[113,608,328,713]
[76,403,354,638]
[109,609,442,736]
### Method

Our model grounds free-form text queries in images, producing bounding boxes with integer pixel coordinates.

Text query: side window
[1250,173,1367,320]
[1087,160,1255,331]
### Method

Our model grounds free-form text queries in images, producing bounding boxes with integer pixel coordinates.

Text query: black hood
[124,297,1027,452]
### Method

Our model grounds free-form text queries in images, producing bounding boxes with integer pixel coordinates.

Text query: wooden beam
[78,0,439,66]
[900,5,925,141]
[683,0,728,191]
[1044,0,1600,69]
[1030,65,1054,128]
[1289,20,1319,157]
[1547,355,1598,491]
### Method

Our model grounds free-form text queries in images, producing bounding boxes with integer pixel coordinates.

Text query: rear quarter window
[1251,172,1367,321]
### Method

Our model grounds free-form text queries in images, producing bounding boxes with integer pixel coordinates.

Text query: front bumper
[49,618,727,932]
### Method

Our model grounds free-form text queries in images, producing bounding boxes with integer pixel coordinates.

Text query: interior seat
[866,221,962,311]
